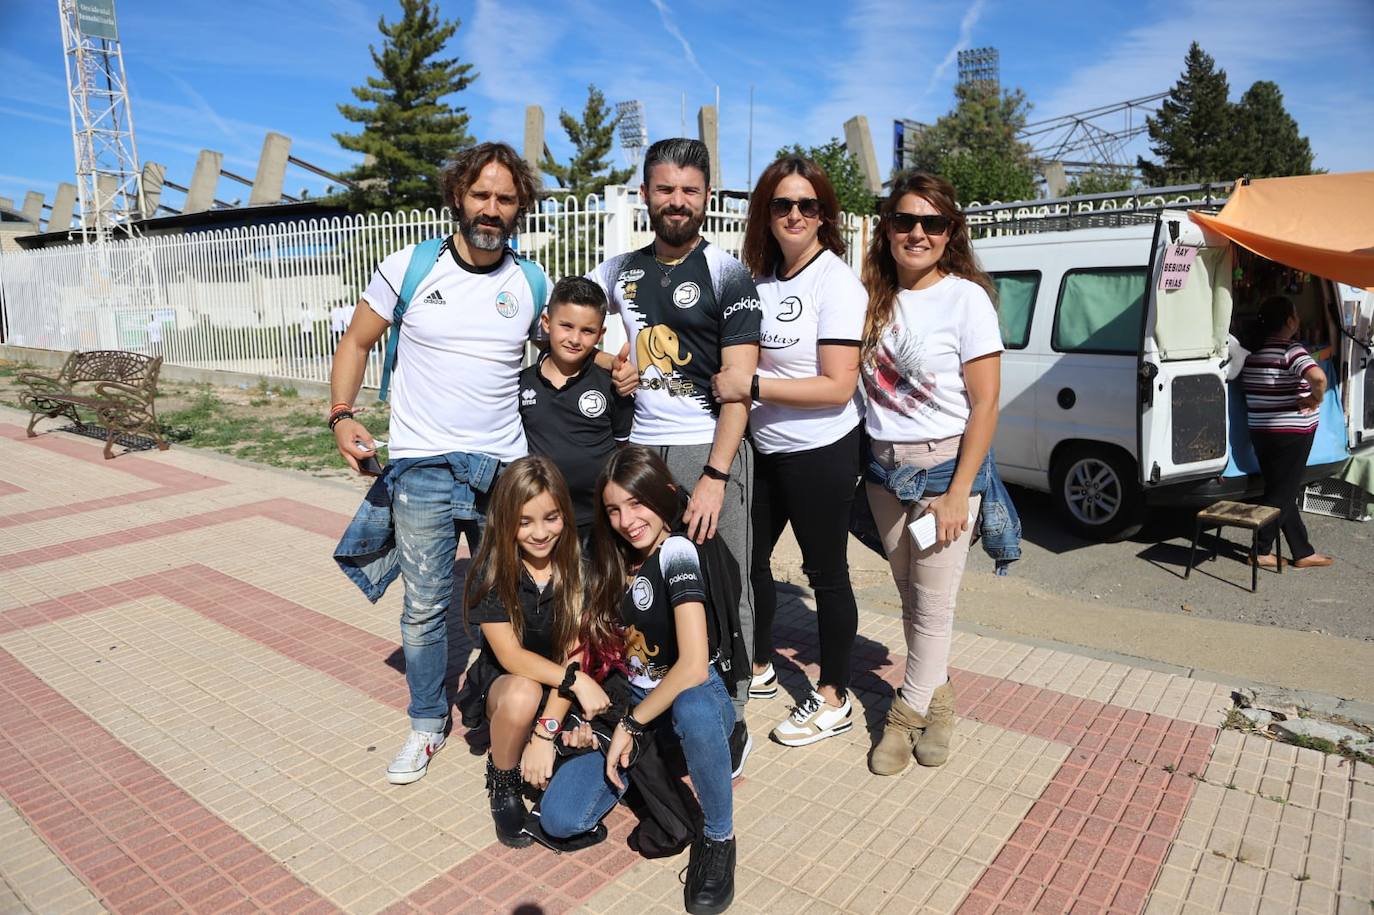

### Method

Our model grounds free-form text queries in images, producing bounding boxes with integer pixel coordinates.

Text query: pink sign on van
[1158,244,1199,291]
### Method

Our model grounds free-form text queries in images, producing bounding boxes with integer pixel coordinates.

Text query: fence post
[602,184,632,259]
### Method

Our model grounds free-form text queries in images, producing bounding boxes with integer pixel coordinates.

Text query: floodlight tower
[957,47,1000,91]
[58,0,142,246]
[616,100,648,172]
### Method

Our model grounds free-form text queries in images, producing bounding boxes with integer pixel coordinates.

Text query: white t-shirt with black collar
[362,238,548,461]
[752,249,867,455]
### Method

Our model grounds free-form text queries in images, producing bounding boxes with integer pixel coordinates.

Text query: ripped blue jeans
[392,464,485,732]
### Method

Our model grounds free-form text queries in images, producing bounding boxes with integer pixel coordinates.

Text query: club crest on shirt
[578,390,607,418]
[777,295,804,322]
[631,576,653,611]
[619,268,645,283]
[673,282,701,309]
[494,290,519,318]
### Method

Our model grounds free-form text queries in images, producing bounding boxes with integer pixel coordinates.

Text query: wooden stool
[1186,500,1283,592]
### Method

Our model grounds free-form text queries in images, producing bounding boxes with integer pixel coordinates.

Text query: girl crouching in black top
[456,457,611,847]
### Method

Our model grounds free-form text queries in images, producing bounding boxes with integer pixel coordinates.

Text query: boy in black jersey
[518,277,634,541]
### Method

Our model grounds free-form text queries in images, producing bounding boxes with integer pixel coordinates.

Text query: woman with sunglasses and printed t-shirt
[860,171,1002,775]
[712,156,866,747]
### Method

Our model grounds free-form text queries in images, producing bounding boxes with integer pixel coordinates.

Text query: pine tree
[909,82,1037,204]
[334,0,476,214]
[1231,81,1314,178]
[1138,43,1235,186]
[774,138,876,215]
[541,85,634,200]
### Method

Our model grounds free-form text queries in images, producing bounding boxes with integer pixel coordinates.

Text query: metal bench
[1185,500,1282,592]
[18,350,169,460]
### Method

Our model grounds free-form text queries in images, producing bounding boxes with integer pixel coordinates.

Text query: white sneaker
[749,663,778,699]
[387,729,445,784]
[772,690,853,747]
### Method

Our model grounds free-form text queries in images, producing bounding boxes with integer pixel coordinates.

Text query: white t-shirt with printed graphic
[861,275,1003,444]
[362,239,547,461]
[752,249,867,454]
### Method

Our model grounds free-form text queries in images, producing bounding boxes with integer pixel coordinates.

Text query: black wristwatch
[700,463,729,483]
[750,374,761,402]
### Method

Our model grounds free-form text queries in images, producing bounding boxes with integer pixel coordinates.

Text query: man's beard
[648,203,705,248]
[458,211,516,252]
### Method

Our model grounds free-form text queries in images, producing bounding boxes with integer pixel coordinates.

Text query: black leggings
[1251,430,1316,560]
[751,423,861,693]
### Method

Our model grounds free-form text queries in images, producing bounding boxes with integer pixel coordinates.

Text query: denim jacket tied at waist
[333,451,501,602]
[865,450,1022,575]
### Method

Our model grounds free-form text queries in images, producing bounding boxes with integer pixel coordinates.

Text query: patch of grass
[1289,735,1338,754]
[1222,708,1253,731]
[1266,794,1287,806]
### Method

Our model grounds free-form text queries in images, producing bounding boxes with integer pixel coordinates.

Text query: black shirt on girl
[469,569,559,669]
[621,535,715,689]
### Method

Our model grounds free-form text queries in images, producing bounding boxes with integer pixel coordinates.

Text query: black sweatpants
[751,423,861,694]
[1250,430,1316,560]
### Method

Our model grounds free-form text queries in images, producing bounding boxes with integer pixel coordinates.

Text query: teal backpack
[377,238,548,401]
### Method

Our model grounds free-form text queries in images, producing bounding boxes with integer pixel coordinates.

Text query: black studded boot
[485,755,531,848]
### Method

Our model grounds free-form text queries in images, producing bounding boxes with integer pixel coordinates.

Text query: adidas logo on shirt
[422,290,446,306]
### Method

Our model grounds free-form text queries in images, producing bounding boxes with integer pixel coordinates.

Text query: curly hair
[740,156,847,277]
[438,142,539,221]
[861,170,995,358]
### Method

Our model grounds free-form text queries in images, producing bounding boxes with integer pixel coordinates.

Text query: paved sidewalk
[0,409,1369,915]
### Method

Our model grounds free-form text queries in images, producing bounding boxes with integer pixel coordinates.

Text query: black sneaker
[685,835,736,915]
[728,721,751,780]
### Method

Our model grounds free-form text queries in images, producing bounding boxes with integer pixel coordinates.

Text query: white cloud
[648,0,715,88]
[923,0,989,101]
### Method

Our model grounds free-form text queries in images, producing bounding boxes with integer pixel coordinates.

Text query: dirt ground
[0,358,383,479]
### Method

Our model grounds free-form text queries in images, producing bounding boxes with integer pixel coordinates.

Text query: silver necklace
[653,238,700,287]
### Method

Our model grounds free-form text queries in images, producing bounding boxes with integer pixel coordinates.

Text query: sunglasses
[888,212,953,236]
[769,196,822,219]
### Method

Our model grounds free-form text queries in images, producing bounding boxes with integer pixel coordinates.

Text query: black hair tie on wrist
[557,661,580,700]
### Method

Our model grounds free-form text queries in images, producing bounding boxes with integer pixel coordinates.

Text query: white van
[973,208,1373,539]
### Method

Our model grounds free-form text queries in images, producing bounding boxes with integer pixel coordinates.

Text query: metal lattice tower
[615,100,648,170]
[58,0,141,245]
[957,47,999,91]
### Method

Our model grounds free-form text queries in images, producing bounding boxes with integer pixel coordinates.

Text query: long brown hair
[741,156,847,277]
[439,141,539,222]
[462,457,582,656]
[861,171,995,358]
[583,447,686,677]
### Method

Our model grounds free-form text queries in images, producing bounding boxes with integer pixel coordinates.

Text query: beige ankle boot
[869,695,927,776]
[914,682,955,767]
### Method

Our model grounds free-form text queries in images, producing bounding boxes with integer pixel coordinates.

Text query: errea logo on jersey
[520,387,536,406]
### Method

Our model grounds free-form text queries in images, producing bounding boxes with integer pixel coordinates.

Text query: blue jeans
[392,465,484,732]
[540,667,736,841]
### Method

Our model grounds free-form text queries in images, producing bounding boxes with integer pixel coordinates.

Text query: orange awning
[1189,171,1374,289]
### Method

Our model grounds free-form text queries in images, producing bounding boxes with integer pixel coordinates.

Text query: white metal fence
[0,182,1222,388]
[0,187,875,387]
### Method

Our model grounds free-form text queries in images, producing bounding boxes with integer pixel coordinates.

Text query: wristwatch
[536,717,562,737]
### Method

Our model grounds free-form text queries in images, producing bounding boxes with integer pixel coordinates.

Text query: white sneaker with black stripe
[749,663,778,699]
[772,690,853,747]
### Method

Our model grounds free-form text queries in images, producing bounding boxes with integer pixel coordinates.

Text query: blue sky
[1,0,1371,213]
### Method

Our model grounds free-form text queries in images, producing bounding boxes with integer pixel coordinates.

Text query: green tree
[1230,80,1314,178]
[908,82,1037,204]
[1138,42,1235,185]
[774,138,876,215]
[334,0,476,214]
[541,85,634,200]
[1059,169,1136,197]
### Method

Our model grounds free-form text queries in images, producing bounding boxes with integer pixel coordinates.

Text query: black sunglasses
[769,196,822,219]
[888,212,953,236]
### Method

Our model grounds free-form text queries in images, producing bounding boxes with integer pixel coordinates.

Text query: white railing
[0,187,877,387]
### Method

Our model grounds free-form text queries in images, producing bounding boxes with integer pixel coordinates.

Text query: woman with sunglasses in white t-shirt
[860,172,1003,775]
[712,156,866,748]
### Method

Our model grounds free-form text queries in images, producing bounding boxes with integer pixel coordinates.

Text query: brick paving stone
[0,408,1367,913]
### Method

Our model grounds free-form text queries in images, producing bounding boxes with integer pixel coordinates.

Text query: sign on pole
[76,0,118,41]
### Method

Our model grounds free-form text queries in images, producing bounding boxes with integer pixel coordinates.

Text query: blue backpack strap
[512,252,548,335]
[378,237,445,402]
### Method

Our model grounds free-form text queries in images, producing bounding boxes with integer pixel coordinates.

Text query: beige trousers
[865,436,981,716]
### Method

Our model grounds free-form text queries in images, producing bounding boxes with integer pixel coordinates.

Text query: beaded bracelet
[327,410,354,431]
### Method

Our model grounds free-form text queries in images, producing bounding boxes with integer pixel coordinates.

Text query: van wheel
[1051,447,1144,541]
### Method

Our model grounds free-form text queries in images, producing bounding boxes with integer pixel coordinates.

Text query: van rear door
[1340,285,1374,450]
[1137,211,1234,486]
